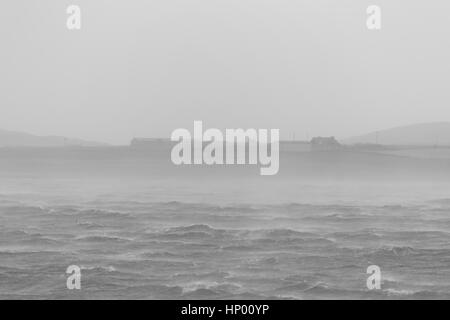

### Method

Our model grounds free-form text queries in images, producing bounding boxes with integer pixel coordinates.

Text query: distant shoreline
[1,144,450,183]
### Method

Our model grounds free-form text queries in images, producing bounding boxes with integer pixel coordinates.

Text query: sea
[1,147,450,299]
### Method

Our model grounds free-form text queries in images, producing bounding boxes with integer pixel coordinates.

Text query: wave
[76,221,107,229]
[74,235,134,243]
[80,265,117,273]
[365,246,450,259]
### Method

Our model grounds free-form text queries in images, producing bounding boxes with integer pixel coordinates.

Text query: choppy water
[1,187,450,299]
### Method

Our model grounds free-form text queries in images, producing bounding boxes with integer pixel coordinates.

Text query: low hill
[0,129,107,147]
[344,122,450,146]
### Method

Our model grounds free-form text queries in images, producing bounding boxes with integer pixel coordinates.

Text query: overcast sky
[0,1,449,144]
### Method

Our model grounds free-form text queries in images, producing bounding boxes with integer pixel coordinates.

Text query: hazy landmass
[2,122,450,183]
[0,129,108,147]
[344,122,450,146]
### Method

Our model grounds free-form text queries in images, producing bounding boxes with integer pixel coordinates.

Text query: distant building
[310,136,341,151]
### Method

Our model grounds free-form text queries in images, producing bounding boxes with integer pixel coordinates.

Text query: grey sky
[0,1,449,144]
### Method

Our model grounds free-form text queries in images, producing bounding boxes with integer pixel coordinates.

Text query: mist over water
[1,147,450,299]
